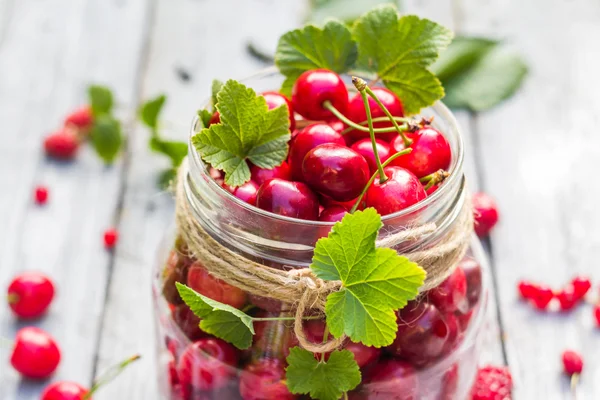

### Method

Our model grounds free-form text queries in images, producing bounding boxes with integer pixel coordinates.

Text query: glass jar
[152,68,490,400]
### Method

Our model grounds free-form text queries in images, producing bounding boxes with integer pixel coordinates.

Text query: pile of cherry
[206,69,499,238]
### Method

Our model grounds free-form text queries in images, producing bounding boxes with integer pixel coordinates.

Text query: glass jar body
[152,68,490,400]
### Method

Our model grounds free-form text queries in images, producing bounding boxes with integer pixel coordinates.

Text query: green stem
[322,101,406,134]
[349,149,412,213]
[320,325,330,362]
[364,85,412,147]
[339,116,410,136]
[419,169,450,191]
[360,90,386,184]
[252,316,321,322]
[84,354,141,399]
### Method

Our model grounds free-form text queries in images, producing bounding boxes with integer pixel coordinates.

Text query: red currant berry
[292,69,348,121]
[345,87,404,144]
[262,91,295,131]
[10,327,61,379]
[103,228,119,249]
[562,350,583,375]
[594,305,600,327]
[557,286,578,311]
[7,272,55,319]
[362,359,417,400]
[571,276,591,300]
[517,280,538,300]
[530,284,554,310]
[35,186,49,205]
[428,267,468,313]
[365,166,426,216]
[472,192,499,237]
[391,127,451,178]
[239,358,296,400]
[232,181,259,206]
[251,161,291,185]
[64,106,94,131]
[288,123,345,181]
[302,143,370,202]
[44,129,79,160]
[350,138,392,175]
[256,179,320,220]
[319,205,347,222]
[187,263,247,309]
[470,365,512,400]
[177,338,239,392]
[40,381,89,400]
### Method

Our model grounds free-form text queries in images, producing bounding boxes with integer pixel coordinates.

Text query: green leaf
[285,347,361,400]
[197,109,213,129]
[90,115,123,164]
[352,5,453,114]
[442,45,528,111]
[431,36,498,82]
[175,283,255,349]
[149,137,188,167]
[192,80,290,187]
[311,208,426,347]
[88,85,114,116]
[139,94,166,130]
[157,168,177,189]
[308,0,400,25]
[211,79,223,111]
[275,19,358,89]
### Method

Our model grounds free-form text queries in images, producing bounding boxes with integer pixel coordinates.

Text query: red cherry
[209,112,221,125]
[103,228,119,249]
[177,338,239,392]
[362,359,417,400]
[239,358,296,400]
[302,143,370,202]
[344,342,381,369]
[44,129,79,160]
[562,350,583,375]
[350,138,392,175]
[64,106,94,131]
[328,119,345,133]
[232,181,259,206]
[391,127,451,178]
[388,301,449,366]
[249,294,286,313]
[472,192,499,237]
[460,258,482,309]
[10,327,61,379]
[365,166,426,216]
[428,267,468,313]
[168,360,179,386]
[262,91,295,131]
[345,87,404,144]
[441,313,462,355]
[172,304,206,341]
[292,69,348,121]
[251,161,292,185]
[517,280,537,300]
[41,381,90,400]
[319,205,348,222]
[288,123,345,181]
[571,276,591,300]
[187,263,247,309]
[252,311,298,359]
[320,195,364,211]
[530,285,554,310]
[35,186,49,205]
[256,179,320,220]
[439,364,459,400]
[593,305,600,327]
[7,272,55,319]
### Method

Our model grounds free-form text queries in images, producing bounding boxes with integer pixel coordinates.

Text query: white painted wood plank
[457,0,600,398]
[0,0,150,399]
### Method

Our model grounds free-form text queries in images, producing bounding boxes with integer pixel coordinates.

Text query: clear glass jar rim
[187,66,465,227]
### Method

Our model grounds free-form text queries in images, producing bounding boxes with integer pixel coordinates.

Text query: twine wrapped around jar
[174,167,474,353]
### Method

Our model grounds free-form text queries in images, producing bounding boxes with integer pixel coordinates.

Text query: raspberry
[470,365,512,400]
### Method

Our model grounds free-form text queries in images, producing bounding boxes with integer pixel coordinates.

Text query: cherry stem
[252,316,321,322]
[349,148,413,213]
[320,325,330,362]
[343,392,349,400]
[322,101,407,134]
[84,354,141,399]
[419,169,450,191]
[7,293,19,305]
[339,116,410,136]
[363,84,412,147]
[358,89,387,183]
[571,373,579,400]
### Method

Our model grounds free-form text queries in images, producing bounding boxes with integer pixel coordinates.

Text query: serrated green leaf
[285,347,361,400]
[149,137,187,167]
[311,208,426,347]
[431,36,498,82]
[192,80,290,187]
[88,85,114,116]
[308,0,400,25]
[90,115,123,164]
[139,94,166,130]
[275,19,357,90]
[211,79,223,111]
[442,46,528,111]
[352,5,453,114]
[175,283,255,349]
[197,109,213,129]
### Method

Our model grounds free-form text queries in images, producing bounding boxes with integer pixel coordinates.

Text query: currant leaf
[197,109,213,128]
[149,137,188,167]
[139,94,166,130]
[90,114,123,164]
[310,208,426,347]
[285,347,361,400]
[431,36,498,83]
[176,283,255,350]
[308,0,398,25]
[88,85,114,116]
[352,5,453,114]
[192,80,290,187]
[211,79,223,111]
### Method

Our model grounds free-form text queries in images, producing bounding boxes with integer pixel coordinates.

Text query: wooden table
[1,0,599,398]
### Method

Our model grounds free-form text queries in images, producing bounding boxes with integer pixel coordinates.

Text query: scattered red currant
[472,192,499,237]
[571,276,591,300]
[44,129,79,160]
[593,305,600,327]
[10,327,61,379]
[530,284,554,310]
[470,365,513,400]
[64,106,94,131]
[562,350,583,376]
[517,280,537,300]
[556,286,578,311]
[35,186,49,205]
[103,228,119,249]
[7,272,55,319]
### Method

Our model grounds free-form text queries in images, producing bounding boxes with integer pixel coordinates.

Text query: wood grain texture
[0,0,151,399]
[457,0,600,398]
